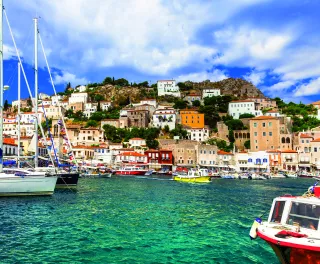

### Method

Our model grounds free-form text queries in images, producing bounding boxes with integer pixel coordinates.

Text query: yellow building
[180,109,204,129]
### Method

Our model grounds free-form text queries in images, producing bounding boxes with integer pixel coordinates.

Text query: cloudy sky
[2,0,320,103]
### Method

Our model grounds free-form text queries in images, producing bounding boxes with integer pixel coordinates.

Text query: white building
[93,147,114,164]
[186,127,210,142]
[152,108,176,130]
[51,95,63,106]
[265,109,283,118]
[128,138,147,148]
[20,112,43,124]
[235,151,269,172]
[76,85,87,92]
[157,80,181,97]
[84,103,98,118]
[228,100,262,119]
[202,88,221,98]
[39,93,51,99]
[68,92,88,104]
[39,99,52,106]
[115,151,147,164]
[100,101,112,111]
[38,105,61,119]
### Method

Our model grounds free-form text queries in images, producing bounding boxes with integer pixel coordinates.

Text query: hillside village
[4,77,320,173]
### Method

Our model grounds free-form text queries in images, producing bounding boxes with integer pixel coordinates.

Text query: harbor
[0,177,314,263]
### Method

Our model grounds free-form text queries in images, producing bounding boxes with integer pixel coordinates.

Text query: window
[269,132,272,136]
[262,123,266,127]
[286,203,320,230]
[306,140,309,143]
[271,200,286,223]
[263,158,267,163]
[315,147,318,152]
[254,132,257,136]
[269,122,272,127]
[248,158,252,162]
[263,132,266,136]
[254,123,257,127]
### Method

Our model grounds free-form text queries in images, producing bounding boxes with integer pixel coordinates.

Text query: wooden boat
[173,168,211,183]
[249,184,320,263]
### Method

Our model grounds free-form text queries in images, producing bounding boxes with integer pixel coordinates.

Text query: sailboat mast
[0,0,4,173]
[34,18,39,168]
[18,62,21,168]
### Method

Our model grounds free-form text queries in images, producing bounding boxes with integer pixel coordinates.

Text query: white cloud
[3,44,21,60]
[3,0,273,77]
[213,27,293,66]
[294,77,320,97]
[176,69,229,82]
[243,70,266,86]
[52,71,88,86]
[267,80,295,91]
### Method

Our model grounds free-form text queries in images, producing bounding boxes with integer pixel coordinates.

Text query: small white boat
[286,172,298,178]
[270,173,286,179]
[220,170,238,179]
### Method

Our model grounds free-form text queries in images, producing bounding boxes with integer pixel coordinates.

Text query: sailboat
[0,3,58,196]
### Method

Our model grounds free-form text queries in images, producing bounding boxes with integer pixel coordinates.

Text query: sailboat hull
[0,176,57,196]
[56,173,79,188]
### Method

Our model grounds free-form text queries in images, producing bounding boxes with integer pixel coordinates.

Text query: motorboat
[249,183,320,263]
[220,170,238,179]
[285,172,298,178]
[173,168,211,183]
[270,172,287,179]
[115,165,148,176]
[298,171,315,178]
[0,172,57,196]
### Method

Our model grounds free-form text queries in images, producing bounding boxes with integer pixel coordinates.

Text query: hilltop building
[157,80,180,97]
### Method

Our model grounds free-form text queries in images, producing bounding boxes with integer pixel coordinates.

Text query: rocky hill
[183,78,265,99]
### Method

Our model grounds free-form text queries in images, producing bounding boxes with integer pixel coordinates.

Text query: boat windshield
[286,202,320,230]
[271,200,286,223]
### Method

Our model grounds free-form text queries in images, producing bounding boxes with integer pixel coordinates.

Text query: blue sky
[3,0,320,104]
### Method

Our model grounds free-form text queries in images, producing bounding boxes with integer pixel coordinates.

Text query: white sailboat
[0,4,57,196]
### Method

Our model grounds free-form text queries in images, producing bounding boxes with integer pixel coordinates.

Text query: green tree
[27,96,32,107]
[65,109,74,118]
[163,125,170,133]
[103,77,113,85]
[173,99,188,109]
[239,113,255,119]
[86,120,99,127]
[169,124,188,139]
[114,78,129,86]
[192,100,201,107]
[146,139,159,149]
[4,99,9,111]
[244,140,250,149]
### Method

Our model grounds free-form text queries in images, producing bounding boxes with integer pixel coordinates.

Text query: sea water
[0,177,313,263]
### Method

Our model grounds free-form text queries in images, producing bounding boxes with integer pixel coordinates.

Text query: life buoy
[249,218,262,240]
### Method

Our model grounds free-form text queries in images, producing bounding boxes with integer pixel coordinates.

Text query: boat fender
[308,186,315,194]
[249,217,262,240]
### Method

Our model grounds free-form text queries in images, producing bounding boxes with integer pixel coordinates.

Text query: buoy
[249,217,262,240]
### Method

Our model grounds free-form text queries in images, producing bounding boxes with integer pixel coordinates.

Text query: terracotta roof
[73,145,95,149]
[4,138,15,145]
[300,133,313,138]
[311,100,320,105]
[119,151,146,157]
[187,93,201,96]
[267,109,279,113]
[217,150,234,155]
[311,138,320,142]
[251,116,277,120]
[281,150,297,153]
[230,100,254,103]
[267,150,281,153]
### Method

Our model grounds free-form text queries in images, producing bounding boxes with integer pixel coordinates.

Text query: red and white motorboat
[249,183,320,263]
[115,165,148,176]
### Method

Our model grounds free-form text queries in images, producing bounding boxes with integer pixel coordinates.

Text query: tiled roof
[230,100,254,103]
[251,116,277,120]
[119,151,146,157]
[311,138,320,142]
[300,133,313,138]
[217,150,233,155]
[281,150,297,153]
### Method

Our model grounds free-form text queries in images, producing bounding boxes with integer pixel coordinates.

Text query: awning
[299,164,311,167]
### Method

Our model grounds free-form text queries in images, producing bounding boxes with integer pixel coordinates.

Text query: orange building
[180,109,204,129]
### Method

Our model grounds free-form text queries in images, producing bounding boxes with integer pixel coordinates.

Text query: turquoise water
[0,177,314,263]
